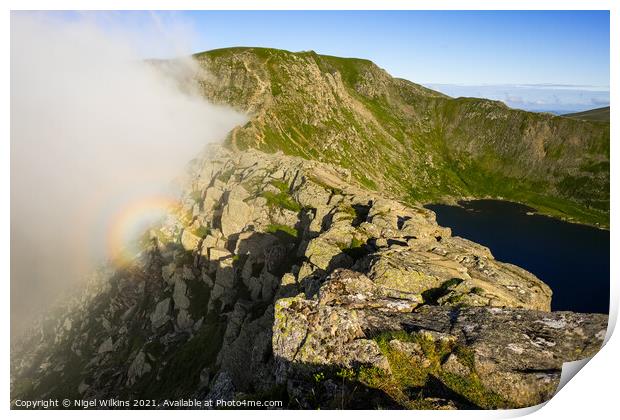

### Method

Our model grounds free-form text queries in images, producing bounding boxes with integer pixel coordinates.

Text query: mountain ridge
[563,106,610,122]
[10,146,607,409]
[192,46,609,227]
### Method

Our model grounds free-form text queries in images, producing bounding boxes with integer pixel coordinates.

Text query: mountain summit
[194,47,609,226]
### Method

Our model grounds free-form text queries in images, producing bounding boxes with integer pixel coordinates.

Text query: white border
[2,2,616,420]
[3,0,618,11]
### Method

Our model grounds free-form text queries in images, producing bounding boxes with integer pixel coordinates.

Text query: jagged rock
[176,309,194,330]
[357,248,463,298]
[206,371,235,403]
[353,244,551,310]
[273,296,390,383]
[211,255,236,307]
[235,231,278,259]
[272,208,301,228]
[201,234,220,251]
[241,275,261,301]
[203,185,224,210]
[201,271,215,287]
[260,271,280,301]
[273,293,606,408]
[221,199,252,237]
[305,238,349,271]
[265,244,289,274]
[127,351,151,386]
[173,278,190,310]
[162,262,176,284]
[150,298,171,329]
[208,246,231,261]
[281,273,297,287]
[218,305,276,393]
[181,229,201,251]
[318,269,421,311]
[97,337,114,354]
[449,307,607,407]
[215,258,235,289]
[228,184,250,201]
[442,353,470,377]
[207,247,232,272]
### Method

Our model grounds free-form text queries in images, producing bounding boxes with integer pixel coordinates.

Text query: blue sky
[43,10,612,113]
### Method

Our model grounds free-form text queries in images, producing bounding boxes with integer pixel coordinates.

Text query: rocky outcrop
[273,269,606,408]
[10,147,606,410]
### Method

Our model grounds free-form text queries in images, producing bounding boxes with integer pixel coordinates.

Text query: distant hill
[563,106,610,122]
[193,47,609,226]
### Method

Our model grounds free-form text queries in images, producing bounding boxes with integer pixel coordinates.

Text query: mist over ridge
[10,12,246,333]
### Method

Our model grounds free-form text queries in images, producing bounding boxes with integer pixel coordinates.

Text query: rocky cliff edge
[10,146,607,409]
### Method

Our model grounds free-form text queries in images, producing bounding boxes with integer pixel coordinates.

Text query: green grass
[349,331,511,409]
[192,226,211,238]
[265,223,298,239]
[432,155,610,227]
[337,236,367,259]
[270,179,290,193]
[262,191,302,212]
[470,287,485,295]
[562,106,610,122]
[218,168,235,183]
[134,312,225,399]
[190,191,203,204]
[421,278,463,305]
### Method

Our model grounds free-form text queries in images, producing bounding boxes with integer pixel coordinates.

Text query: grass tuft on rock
[262,191,302,212]
[266,223,298,239]
[353,330,510,409]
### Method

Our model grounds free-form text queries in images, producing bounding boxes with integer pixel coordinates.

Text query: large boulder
[181,229,201,251]
[234,232,279,259]
[173,278,190,310]
[449,307,607,407]
[273,288,607,409]
[305,237,350,272]
[273,297,390,385]
[149,298,171,329]
[127,351,151,386]
[97,337,114,354]
[318,269,421,311]
[220,199,252,237]
[354,245,551,310]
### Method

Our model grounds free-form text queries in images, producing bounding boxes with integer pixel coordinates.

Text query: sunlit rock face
[10,146,606,409]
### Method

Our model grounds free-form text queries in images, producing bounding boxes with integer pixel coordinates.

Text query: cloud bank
[10,12,246,334]
[424,83,610,114]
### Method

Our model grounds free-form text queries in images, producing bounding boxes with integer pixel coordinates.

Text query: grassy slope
[563,106,610,122]
[194,47,610,227]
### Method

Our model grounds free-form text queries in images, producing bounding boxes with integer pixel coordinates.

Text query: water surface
[426,200,609,314]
